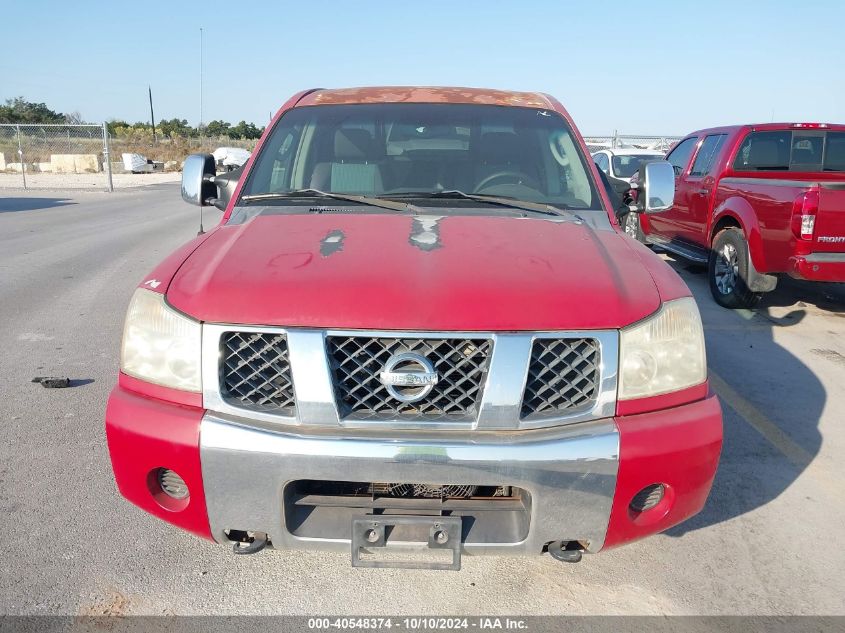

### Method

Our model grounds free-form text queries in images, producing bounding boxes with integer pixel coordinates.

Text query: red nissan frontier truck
[105,87,722,570]
[625,123,845,308]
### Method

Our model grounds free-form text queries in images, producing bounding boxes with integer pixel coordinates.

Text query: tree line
[107,118,264,140]
[1,97,265,140]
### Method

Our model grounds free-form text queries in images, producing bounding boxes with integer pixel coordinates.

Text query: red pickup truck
[628,123,845,308]
[105,87,722,569]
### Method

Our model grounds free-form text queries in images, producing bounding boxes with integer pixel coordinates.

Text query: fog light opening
[147,467,191,511]
[630,483,665,513]
[158,468,189,499]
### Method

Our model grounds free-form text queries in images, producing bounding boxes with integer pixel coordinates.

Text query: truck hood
[166,213,662,330]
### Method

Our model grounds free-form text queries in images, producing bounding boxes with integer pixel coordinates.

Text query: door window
[593,153,609,173]
[733,131,791,171]
[666,137,698,176]
[690,134,727,177]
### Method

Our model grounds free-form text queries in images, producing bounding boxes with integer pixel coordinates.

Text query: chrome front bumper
[200,413,620,555]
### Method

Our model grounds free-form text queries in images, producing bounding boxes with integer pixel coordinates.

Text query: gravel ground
[0,185,843,616]
[0,171,180,190]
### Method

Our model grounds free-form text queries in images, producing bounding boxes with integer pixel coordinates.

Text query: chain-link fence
[583,133,682,153]
[1,124,679,192]
[0,123,114,191]
[0,123,260,192]
[106,134,256,171]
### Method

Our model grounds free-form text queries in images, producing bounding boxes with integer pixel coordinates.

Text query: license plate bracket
[351,515,462,570]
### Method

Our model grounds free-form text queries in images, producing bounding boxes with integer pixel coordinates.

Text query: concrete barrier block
[74,154,101,173]
[0,152,5,171]
[51,154,77,174]
[37,162,52,173]
[51,154,102,174]
[6,162,24,172]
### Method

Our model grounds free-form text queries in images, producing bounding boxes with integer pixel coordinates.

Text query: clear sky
[2,0,843,135]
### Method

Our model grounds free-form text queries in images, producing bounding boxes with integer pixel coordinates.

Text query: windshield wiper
[381,190,582,221]
[240,189,423,215]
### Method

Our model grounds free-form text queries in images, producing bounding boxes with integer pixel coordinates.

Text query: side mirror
[634,160,675,214]
[181,154,217,206]
[210,162,246,211]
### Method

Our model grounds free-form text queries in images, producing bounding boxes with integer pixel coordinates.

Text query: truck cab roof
[685,122,845,137]
[295,86,556,109]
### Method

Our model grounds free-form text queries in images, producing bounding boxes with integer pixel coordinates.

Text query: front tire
[709,228,761,309]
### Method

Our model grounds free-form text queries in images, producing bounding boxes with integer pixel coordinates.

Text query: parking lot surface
[1,186,843,616]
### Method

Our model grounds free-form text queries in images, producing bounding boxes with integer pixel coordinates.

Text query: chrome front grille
[204,326,617,430]
[521,338,600,419]
[220,332,296,415]
[326,336,493,420]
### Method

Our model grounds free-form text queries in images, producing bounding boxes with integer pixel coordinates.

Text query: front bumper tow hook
[548,541,583,563]
[231,531,268,555]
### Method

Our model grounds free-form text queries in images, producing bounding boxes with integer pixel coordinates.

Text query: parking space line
[708,371,813,469]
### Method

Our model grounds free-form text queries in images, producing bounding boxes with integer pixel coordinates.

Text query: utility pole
[199,27,204,138]
[149,86,157,143]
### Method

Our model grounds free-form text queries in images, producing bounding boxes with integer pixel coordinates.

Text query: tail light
[791,188,819,241]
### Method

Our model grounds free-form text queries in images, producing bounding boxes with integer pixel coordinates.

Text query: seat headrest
[335,128,376,160]
[477,132,527,163]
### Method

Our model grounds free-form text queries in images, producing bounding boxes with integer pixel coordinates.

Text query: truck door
[675,134,728,246]
[647,136,698,240]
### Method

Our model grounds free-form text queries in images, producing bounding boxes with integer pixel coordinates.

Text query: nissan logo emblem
[378,352,439,403]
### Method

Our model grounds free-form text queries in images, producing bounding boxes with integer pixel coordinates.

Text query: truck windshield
[239,103,601,210]
[611,154,659,179]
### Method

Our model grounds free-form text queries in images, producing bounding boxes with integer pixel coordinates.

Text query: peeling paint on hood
[409,217,443,252]
[320,229,345,257]
[167,213,661,331]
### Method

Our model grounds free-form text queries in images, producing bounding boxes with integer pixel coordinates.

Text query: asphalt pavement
[1,185,843,615]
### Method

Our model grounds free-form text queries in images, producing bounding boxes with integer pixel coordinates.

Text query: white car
[212,147,251,171]
[592,148,664,240]
[591,148,665,184]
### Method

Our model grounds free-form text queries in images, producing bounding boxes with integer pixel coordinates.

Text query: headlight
[120,288,201,392]
[618,297,706,400]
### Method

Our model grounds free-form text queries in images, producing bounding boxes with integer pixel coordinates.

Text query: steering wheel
[475,170,539,192]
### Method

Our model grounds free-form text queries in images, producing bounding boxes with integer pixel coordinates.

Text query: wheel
[621,211,645,243]
[708,228,762,309]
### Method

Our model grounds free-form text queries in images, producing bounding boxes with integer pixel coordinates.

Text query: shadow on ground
[0,197,76,213]
[658,253,832,538]
[758,276,845,314]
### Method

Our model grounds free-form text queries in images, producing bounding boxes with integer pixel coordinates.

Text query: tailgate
[814,183,845,252]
